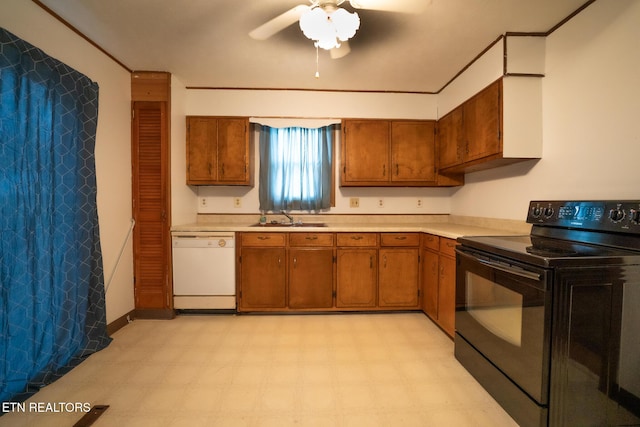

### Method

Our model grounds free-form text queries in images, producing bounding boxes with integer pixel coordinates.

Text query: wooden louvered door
[132,101,172,316]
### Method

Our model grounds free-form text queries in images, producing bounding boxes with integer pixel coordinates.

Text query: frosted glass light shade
[299,6,360,50]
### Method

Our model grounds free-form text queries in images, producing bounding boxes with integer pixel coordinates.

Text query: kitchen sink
[250,222,328,228]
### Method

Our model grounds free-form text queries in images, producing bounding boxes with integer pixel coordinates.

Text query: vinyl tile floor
[0,313,518,427]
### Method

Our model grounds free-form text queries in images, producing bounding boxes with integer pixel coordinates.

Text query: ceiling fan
[249,0,425,59]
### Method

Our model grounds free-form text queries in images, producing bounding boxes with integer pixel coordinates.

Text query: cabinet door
[132,100,171,312]
[217,118,249,184]
[289,248,334,309]
[336,249,377,308]
[438,254,456,337]
[379,248,420,308]
[421,248,439,319]
[186,116,216,183]
[437,106,464,170]
[341,120,390,184]
[391,121,436,182]
[240,247,286,309]
[464,79,502,162]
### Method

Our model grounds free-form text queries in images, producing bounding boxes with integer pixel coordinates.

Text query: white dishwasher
[172,232,236,310]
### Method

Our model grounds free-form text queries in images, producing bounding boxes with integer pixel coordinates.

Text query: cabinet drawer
[337,233,379,247]
[289,233,334,247]
[422,233,440,251]
[241,233,286,247]
[439,238,457,257]
[380,233,420,247]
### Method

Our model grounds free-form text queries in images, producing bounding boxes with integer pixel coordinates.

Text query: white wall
[0,0,134,323]
[450,0,640,220]
[185,89,454,215]
[170,76,199,225]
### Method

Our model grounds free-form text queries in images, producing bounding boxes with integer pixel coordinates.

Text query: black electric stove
[455,200,640,427]
[458,200,640,267]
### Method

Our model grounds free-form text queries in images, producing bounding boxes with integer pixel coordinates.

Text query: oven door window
[456,250,552,404]
[466,271,523,347]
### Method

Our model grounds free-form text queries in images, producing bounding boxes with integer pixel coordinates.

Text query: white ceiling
[37,0,590,93]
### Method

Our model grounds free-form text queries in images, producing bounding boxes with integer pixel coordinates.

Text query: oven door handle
[477,258,542,281]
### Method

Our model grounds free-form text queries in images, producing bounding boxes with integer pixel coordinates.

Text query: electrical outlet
[233,197,242,208]
[417,199,423,208]
[200,197,207,207]
[350,197,360,208]
[378,198,384,208]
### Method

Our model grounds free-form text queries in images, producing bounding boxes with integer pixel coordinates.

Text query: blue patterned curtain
[259,125,333,211]
[0,28,111,404]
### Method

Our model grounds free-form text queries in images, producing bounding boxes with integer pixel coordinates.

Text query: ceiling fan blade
[330,41,351,59]
[349,0,428,14]
[249,5,311,40]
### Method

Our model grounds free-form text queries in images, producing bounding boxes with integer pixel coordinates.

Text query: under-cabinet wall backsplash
[196,185,455,215]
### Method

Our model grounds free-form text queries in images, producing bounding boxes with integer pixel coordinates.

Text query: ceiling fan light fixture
[299,4,360,50]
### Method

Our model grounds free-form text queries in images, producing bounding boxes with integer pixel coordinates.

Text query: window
[258,125,334,211]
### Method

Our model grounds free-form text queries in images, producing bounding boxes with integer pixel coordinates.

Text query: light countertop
[171,214,530,240]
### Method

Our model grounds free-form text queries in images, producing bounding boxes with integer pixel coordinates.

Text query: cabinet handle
[278,257,282,266]
[446,242,455,247]
[351,236,363,240]
[208,163,212,175]
[257,236,270,240]
[382,164,386,177]
[370,256,373,269]
[221,163,225,176]
[384,255,387,268]
[293,257,297,268]
[396,164,399,176]
[305,236,318,241]
[395,236,407,241]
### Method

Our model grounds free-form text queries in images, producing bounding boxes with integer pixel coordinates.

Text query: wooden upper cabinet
[186,117,216,182]
[437,106,464,170]
[341,119,454,187]
[437,77,542,174]
[464,79,502,162]
[218,119,250,183]
[341,119,390,184]
[437,80,502,172]
[391,121,436,182]
[186,116,252,185]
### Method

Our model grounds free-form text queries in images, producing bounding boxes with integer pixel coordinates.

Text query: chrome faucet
[281,210,295,224]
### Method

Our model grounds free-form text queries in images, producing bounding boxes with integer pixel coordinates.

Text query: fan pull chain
[315,43,320,78]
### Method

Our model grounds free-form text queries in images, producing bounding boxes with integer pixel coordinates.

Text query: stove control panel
[528,200,640,234]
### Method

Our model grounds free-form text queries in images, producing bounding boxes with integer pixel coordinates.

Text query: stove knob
[609,208,626,223]
[531,206,543,218]
[543,207,554,218]
[630,209,640,225]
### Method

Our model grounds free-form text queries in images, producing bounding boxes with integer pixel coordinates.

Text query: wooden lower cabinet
[421,247,439,319]
[239,247,286,309]
[238,231,424,313]
[336,248,377,308]
[379,233,420,309]
[421,234,457,337]
[289,248,334,309]
[379,248,419,308]
[438,254,456,337]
